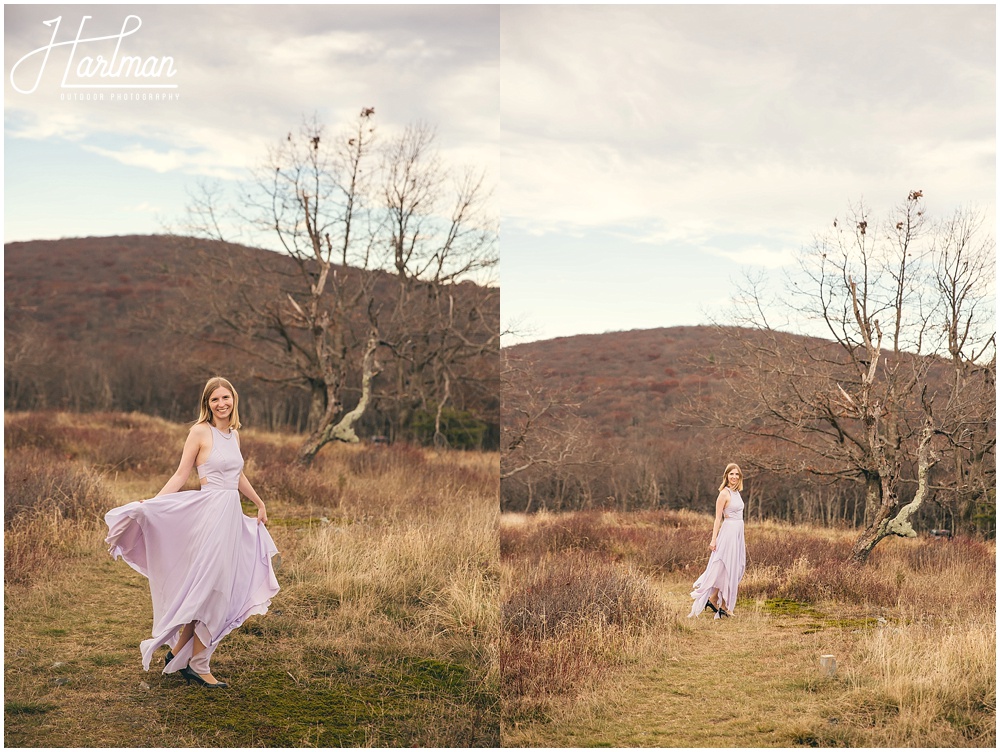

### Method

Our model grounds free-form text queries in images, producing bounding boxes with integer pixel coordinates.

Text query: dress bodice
[196,425,244,490]
[724,489,744,520]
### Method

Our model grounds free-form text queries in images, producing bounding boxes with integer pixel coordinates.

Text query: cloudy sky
[501,4,995,343]
[4,4,499,243]
[5,5,996,345]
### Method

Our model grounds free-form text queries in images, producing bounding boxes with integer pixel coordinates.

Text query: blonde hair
[197,376,242,431]
[719,463,744,492]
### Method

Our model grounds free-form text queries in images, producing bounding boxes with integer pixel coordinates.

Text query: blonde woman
[688,463,746,619]
[105,377,280,688]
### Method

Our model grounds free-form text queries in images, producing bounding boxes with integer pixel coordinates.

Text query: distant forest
[502,326,995,538]
[5,235,499,449]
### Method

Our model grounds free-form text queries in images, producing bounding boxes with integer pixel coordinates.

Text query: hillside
[4,235,499,445]
[507,325,739,436]
[501,326,981,534]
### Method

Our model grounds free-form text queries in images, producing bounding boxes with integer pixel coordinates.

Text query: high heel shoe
[180,666,228,688]
[164,650,175,666]
[705,601,719,614]
[718,608,731,618]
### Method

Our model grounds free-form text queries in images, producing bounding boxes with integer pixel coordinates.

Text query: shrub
[4,447,115,587]
[61,425,179,474]
[253,461,343,511]
[4,412,68,452]
[346,443,426,478]
[503,553,662,640]
[4,447,113,526]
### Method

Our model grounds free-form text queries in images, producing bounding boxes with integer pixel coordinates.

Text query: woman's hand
[255,504,268,525]
[709,540,717,552]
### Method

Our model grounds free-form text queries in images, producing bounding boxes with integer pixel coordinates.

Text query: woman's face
[208,387,234,423]
[728,467,741,487]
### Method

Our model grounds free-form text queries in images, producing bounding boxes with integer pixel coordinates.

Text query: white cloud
[5,5,500,188]
[710,244,795,270]
[500,5,995,253]
[125,201,161,213]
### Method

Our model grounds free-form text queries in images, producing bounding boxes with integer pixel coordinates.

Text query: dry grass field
[501,510,996,747]
[4,411,499,747]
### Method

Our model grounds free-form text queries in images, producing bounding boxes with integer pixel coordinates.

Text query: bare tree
[706,192,995,562]
[379,124,499,446]
[186,112,381,464]
[184,110,498,463]
[501,352,603,511]
[925,207,996,535]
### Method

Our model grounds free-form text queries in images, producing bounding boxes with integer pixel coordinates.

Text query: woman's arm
[709,488,730,551]
[153,425,207,498]
[233,432,268,524]
[238,473,268,524]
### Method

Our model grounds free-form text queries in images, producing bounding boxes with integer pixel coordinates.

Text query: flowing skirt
[105,487,280,673]
[688,518,745,617]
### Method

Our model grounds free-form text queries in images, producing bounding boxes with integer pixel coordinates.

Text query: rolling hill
[4,235,499,446]
[501,325,984,534]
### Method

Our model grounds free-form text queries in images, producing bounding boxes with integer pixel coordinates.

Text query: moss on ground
[762,597,823,617]
[151,657,498,747]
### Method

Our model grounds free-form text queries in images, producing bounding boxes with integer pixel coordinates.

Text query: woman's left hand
[255,505,268,525]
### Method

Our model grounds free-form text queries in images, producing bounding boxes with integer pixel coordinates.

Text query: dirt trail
[505,581,861,748]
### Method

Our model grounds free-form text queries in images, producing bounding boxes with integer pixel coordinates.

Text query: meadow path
[505,579,866,748]
[6,530,496,747]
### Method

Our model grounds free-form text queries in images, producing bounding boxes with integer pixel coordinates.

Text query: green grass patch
[762,597,823,617]
[823,616,880,630]
[5,701,57,715]
[156,659,498,747]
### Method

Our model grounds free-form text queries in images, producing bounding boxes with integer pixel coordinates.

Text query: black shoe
[718,608,731,618]
[165,649,175,666]
[705,601,719,614]
[181,666,228,688]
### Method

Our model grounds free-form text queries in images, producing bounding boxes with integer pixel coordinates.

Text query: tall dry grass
[4,411,499,746]
[829,617,996,746]
[4,444,119,586]
[501,508,996,745]
[501,514,684,725]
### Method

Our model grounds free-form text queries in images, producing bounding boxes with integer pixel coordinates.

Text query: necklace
[213,424,234,439]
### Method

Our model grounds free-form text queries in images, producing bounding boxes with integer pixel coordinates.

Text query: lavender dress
[105,425,280,673]
[688,489,746,617]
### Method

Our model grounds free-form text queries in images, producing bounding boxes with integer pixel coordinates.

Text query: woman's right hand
[709,540,717,552]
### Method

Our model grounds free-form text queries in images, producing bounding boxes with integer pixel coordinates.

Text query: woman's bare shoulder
[188,422,212,437]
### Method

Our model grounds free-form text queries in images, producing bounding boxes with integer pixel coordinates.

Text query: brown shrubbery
[501,516,679,724]
[501,509,706,573]
[503,553,662,640]
[4,448,112,527]
[502,507,996,741]
[4,411,70,452]
[4,445,116,586]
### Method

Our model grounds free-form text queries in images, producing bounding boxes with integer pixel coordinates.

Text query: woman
[688,463,746,619]
[105,377,280,688]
